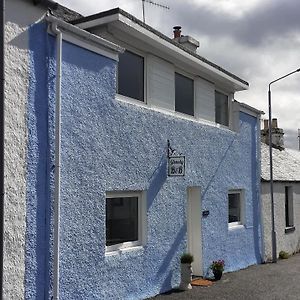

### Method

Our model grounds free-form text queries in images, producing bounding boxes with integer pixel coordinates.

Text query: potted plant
[179,253,194,290]
[210,259,225,280]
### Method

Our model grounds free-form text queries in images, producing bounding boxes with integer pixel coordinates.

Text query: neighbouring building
[261,119,300,261]
[4,1,263,299]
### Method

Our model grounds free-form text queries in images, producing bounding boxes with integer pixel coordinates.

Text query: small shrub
[180,253,194,264]
[210,260,225,272]
[279,250,289,259]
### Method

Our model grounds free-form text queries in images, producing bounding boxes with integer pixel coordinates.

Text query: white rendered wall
[261,182,300,261]
[4,1,47,298]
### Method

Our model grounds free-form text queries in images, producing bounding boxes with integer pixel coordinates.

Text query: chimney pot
[272,118,278,128]
[264,119,269,130]
[173,26,181,39]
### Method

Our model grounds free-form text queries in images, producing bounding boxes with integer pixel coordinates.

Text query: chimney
[173,26,199,53]
[173,26,181,38]
[261,118,284,149]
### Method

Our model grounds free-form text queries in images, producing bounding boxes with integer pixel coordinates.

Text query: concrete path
[147,253,300,300]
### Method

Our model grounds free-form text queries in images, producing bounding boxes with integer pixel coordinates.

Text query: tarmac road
[147,252,300,300]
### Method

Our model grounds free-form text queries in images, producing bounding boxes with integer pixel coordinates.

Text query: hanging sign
[168,155,185,176]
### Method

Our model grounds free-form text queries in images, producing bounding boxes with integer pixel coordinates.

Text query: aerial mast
[141,0,169,23]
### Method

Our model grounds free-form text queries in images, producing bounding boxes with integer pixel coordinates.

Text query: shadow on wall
[156,225,186,293]
[249,117,262,263]
[201,129,240,199]
[147,147,168,210]
[25,23,53,299]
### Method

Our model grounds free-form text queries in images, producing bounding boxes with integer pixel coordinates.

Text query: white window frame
[116,47,147,104]
[228,189,245,229]
[105,191,147,253]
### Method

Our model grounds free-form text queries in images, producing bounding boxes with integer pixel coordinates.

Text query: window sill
[285,226,295,234]
[228,224,244,231]
[105,245,144,257]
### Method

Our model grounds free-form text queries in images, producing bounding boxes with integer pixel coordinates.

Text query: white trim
[105,191,147,254]
[228,189,245,229]
[45,14,124,61]
[239,102,264,117]
[59,31,119,61]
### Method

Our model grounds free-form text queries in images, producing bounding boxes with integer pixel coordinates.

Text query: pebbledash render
[4,1,263,299]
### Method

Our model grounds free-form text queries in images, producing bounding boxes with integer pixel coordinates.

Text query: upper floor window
[175,72,194,116]
[118,50,144,102]
[215,91,229,126]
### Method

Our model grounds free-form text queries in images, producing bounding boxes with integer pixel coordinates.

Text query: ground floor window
[105,191,146,252]
[285,186,294,228]
[228,189,244,228]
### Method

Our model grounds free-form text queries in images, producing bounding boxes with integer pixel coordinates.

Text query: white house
[261,119,300,260]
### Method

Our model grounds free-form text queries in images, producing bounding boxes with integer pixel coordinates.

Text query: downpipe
[50,21,62,300]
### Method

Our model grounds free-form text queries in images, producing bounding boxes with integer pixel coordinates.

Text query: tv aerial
[141,0,169,23]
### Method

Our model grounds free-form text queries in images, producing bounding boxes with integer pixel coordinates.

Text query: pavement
[147,252,300,300]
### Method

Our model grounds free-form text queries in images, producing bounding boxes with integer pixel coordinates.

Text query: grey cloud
[161,0,300,47]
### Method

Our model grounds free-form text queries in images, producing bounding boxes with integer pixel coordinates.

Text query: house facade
[4,1,263,299]
[261,119,300,261]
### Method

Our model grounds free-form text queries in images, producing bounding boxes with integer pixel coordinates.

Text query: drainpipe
[50,22,62,300]
[0,0,4,299]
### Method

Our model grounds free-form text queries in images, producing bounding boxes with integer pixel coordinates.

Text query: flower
[210,260,225,272]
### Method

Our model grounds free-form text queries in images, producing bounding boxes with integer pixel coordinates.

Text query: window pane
[285,186,293,227]
[175,73,194,116]
[228,193,240,223]
[215,91,229,126]
[106,196,138,246]
[118,50,144,102]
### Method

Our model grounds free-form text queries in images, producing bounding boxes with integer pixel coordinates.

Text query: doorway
[187,187,203,276]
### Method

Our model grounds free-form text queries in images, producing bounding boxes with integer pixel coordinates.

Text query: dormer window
[118,50,144,102]
[215,90,229,126]
[175,72,194,116]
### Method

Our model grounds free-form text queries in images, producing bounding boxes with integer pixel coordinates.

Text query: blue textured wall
[27,24,262,300]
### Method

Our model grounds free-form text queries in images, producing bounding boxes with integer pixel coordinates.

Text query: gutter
[0,0,4,299]
[45,14,123,54]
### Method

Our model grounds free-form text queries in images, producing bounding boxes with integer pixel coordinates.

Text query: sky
[57,0,300,149]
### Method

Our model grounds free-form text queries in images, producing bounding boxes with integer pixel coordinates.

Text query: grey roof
[33,0,82,22]
[71,8,249,87]
[261,143,300,182]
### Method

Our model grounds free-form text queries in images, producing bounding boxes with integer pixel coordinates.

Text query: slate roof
[33,0,82,22]
[261,142,300,182]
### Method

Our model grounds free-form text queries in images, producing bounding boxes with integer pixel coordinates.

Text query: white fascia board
[239,101,264,118]
[46,14,124,61]
[77,12,248,92]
